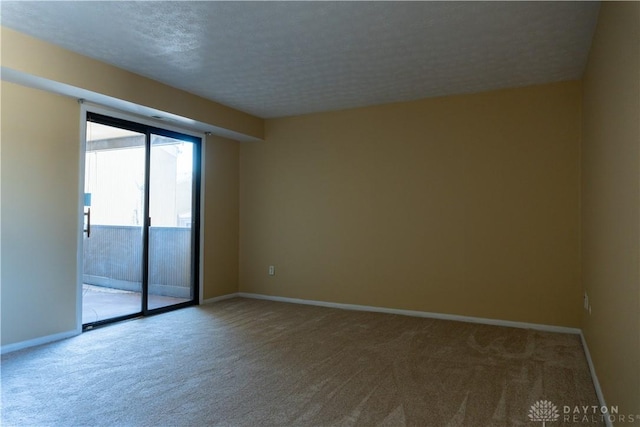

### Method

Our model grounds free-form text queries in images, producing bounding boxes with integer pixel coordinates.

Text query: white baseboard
[1,329,80,355]
[580,332,613,427]
[201,292,239,305]
[236,292,581,335]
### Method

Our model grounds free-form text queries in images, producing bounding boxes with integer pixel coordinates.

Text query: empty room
[1,1,638,426]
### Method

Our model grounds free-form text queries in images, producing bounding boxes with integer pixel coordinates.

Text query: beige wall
[240,81,582,327]
[581,1,640,418]
[1,82,80,345]
[202,135,239,299]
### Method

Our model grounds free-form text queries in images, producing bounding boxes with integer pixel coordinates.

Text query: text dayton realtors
[563,405,637,424]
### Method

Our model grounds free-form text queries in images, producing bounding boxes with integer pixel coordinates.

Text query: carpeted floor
[1,297,601,426]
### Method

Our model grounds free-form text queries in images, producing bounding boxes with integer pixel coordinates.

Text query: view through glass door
[82,113,200,328]
[147,134,197,310]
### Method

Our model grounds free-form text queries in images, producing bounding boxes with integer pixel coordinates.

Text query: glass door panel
[82,122,145,325]
[147,134,195,310]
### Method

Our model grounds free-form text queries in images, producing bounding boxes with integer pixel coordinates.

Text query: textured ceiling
[1,1,600,118]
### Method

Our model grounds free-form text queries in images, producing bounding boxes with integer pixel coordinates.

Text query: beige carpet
[1,297,601,426]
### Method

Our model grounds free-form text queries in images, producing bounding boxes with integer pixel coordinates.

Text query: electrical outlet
[268,265,275,276]
[583,292,589,310]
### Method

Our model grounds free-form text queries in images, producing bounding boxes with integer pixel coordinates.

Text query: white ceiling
[1,1,600,119]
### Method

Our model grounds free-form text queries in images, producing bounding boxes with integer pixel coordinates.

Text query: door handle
[84,208,91,238]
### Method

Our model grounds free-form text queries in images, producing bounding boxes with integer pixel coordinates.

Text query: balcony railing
[83,225,192,298]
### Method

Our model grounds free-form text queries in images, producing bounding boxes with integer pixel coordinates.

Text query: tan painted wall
[202,135,239,299]
[1,26,264,140]
[1,82,80,345]
[581,2,640,418]
[240,81,582,327]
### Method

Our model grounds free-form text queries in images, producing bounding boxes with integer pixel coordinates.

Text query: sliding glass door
[83,123,145,324]
[82,113,200,329]
[147,134,197,310]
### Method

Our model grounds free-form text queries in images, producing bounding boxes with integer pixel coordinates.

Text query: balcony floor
[82,284,189,324]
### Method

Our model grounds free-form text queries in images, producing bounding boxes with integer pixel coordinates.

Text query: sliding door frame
[77,103,205,330]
